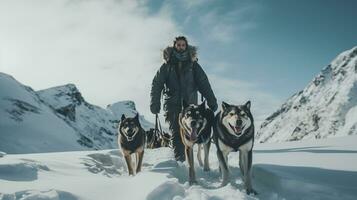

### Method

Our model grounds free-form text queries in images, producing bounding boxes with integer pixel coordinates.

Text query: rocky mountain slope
[257,46,357,143]
[0,73,84,153]
[0,72,153,153]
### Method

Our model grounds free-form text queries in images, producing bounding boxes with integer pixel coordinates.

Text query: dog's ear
[134,113,139,121]
[199,100,206,111]
[222,101,230,111]
[182,100,189,109]
[245,100,251,110]
[121,114,126,121]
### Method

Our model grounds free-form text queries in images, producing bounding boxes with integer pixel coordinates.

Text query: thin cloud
[182,0,214,10]
[198,4,260,43]
[0,0,179,122]
[0,0,278,128]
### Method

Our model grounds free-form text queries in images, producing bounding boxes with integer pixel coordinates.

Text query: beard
[176,48,185,53]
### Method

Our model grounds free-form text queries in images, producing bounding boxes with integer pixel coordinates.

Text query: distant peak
[341,46,357,57]
[257,46,357,143]
[41,83,79,92]
[330,46,357,69]
[0,72,17,82]
[37,83,86,106]
[107,100,136,110]
[63,83,77,89]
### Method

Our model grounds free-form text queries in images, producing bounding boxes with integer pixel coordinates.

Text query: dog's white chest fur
[239,139,253,152]
[218,138,253,153]
[218,139,234,153]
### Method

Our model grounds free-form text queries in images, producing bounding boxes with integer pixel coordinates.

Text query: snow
[1,135,356,200]
[257,46,357,143]
[37,84,121,150]
[0,73,86,154]
[146,181,185,200]
[107,101,154,131]
[0,72,154,154]
[107,101,137,118]
[37,85,154,149]
[1,44,357,200]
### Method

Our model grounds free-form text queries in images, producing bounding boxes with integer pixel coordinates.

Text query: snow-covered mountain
[107,101,154,130]
[37,85,154,150]
[257,46,357,143]
[0,72,154,153]
[37,84,119,150]
[0,73,85,154]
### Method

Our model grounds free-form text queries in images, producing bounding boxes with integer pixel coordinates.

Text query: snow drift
[1,135,356,200]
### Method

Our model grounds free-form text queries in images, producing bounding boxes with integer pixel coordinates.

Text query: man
[150,36,217,162]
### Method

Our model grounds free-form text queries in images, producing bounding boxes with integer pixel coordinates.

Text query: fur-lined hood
[163,45,198,63]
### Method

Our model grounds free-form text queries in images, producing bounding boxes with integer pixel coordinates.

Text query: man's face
[174,40,187,52]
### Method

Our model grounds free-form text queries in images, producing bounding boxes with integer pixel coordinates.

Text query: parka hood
[163,45,198,64]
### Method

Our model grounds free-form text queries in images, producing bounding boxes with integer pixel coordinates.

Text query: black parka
[150,46,217,114]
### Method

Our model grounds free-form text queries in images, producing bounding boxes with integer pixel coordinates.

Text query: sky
[0,0,356,126]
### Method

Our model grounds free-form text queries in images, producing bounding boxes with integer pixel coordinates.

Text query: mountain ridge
[0,73,153,153]
[257,46,357,143]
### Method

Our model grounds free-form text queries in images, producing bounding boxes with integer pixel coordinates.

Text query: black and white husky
[146,129,172,149]
[213,101,257,195]
[179,101,214,185]
[118,113,146,176]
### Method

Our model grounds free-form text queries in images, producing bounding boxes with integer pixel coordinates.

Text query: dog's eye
[229,113,234,116]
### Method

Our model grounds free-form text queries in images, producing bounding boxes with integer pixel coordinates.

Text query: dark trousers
[164,111,185,162]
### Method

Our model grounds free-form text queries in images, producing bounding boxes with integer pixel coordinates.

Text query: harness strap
[155,114,163,138]
[148,129,156,149]
[155,114,173,148]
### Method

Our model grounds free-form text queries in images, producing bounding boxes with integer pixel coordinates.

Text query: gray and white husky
[179,101,214,185]
[213,101,257,195]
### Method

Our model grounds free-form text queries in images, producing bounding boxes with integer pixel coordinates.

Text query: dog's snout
[237,119,242,126]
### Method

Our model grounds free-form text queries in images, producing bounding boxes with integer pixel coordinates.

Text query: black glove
[150,103,160,114]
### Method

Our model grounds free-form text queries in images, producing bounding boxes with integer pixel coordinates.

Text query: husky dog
[161,131,172,148]
[146,128,161,149]
[118,113,146,175]
[146,129,172,149]
[179,101,214,185]
[213,101,257,195]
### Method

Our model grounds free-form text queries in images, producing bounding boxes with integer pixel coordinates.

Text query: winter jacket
[150,45,217,114]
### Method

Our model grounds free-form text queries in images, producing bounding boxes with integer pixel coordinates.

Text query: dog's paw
[220,180,229,187]
[198,161,204,167]
[246,188,258,195]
